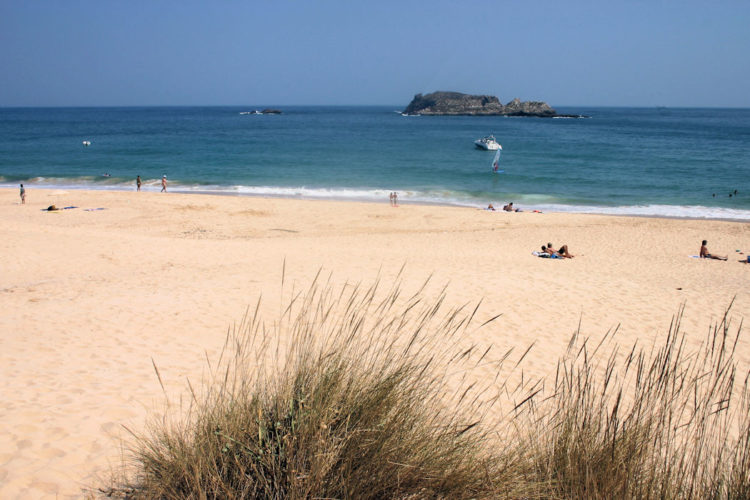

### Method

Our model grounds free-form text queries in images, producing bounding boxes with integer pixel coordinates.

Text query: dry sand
[1,187,748,498]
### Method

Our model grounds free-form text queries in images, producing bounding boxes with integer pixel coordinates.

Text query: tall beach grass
[102,277,749,499]
[516,305,750,498]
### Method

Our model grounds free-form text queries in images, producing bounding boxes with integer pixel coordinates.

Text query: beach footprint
[16,439,33,450]
[38,447,66,459]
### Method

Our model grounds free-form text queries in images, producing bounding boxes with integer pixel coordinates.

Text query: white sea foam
[531,203,750,221]
[3,179,749,221]
[158,186,750,220]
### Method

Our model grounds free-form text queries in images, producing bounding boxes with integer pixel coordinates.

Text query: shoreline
[4,185,750,223]
[2,187,748,498]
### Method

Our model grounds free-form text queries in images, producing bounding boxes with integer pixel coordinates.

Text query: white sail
[491,146,502,172]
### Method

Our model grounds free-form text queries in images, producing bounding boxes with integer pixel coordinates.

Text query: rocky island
[402,91,583,118]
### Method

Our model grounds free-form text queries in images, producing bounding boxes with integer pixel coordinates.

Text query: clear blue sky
[2,1,749,107]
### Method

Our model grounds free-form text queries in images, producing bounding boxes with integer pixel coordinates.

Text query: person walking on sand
[136,175,142,192]
[161,175,167,193]
[700,240,727,260]
[19,183,25,204]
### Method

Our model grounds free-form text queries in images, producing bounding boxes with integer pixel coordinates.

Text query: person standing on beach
[19,184,25,204]
[161,175,167,193]
[136,175,142,192]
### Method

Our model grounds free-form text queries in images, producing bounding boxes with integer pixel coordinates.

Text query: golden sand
[1,188,748,498]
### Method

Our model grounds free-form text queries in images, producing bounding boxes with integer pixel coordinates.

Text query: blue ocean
[1,106,749,220]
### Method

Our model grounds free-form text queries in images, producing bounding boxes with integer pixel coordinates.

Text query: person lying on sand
[44,205,78,211]
[700,240,727,260]
[547,242,574,258]
[487,203,496,211]
[540,245,562,258]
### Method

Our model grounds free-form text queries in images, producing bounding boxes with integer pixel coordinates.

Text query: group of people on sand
[389,192,399,207]
[698,239,750,263]
[18,175,166,202]
[10,183,748,266]
[533,239,739,263]
[487,201,521,212]
[540,242,574,258]
[135,175,167,192]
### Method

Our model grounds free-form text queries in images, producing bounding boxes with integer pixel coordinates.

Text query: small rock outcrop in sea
[261,108,282,114]
[402,91,578,117]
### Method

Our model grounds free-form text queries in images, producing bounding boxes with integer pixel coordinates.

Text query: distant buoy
[82,140,91,146]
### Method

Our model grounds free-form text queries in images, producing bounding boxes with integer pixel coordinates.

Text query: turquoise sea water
[1,106,749,220]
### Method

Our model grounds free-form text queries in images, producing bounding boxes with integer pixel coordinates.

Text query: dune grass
[103,278,749,499]
[516,305,750,499]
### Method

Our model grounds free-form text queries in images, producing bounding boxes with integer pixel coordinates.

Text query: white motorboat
[474,135,501,151]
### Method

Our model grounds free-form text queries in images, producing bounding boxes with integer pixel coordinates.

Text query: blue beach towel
[532,251,561,259]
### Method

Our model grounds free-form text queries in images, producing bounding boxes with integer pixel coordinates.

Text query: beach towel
[84,208,107,211]
[532,251,560,259]
[41,205,78,211]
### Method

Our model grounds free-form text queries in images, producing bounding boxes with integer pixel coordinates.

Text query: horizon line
[2,104,750,110]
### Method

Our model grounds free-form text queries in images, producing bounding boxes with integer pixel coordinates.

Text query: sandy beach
[1,187,748,498]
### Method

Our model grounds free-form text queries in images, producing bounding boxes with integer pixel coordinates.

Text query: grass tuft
[514,305,750,499]
[108,277,519,499]
[104,280,749,499]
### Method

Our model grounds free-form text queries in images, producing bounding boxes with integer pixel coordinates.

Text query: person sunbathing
[540,245,561,258]
[547,242,574,258]
[700,240,727,260]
